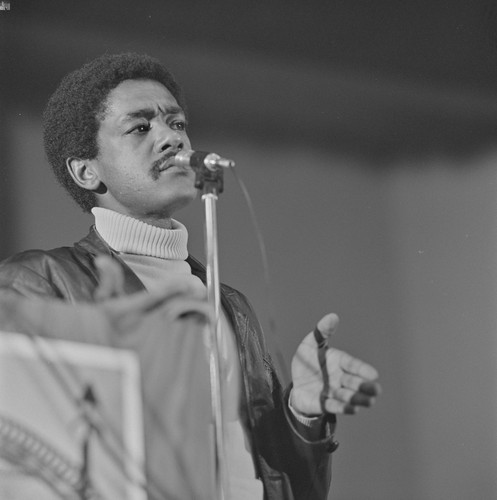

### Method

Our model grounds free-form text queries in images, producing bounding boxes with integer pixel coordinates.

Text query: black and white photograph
[1,2,496,499]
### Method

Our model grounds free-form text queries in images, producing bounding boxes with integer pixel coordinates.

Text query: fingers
[107,275,206,314]
[328,384,381,406]
[326,385,378,406]
[94,255,125,300]
[314,313,378,381]
[161,298,214,324]
[339,374,382,398]
[321,348,381,415]
[139,276,207,312]
[322,383,380,414]
[359,381,382,397]
[340,373,366,392]
[322,398,359,415]
[331,350,379,381]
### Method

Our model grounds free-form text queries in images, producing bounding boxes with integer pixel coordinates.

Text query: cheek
[97,163,150,201]
[111,171,151,196]
[97,148,148,187]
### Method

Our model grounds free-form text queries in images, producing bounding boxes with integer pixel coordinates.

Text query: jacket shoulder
[0,245,99,300]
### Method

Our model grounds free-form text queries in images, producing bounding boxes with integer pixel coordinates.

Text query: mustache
[151,150,179,173]
[150,150,186,181]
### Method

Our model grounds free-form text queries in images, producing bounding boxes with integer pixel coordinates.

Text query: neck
[95,205,174,230]
[135,215,174,230]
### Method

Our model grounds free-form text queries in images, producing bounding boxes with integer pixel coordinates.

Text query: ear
[66,157,103,192]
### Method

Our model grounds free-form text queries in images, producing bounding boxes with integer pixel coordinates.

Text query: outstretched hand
[291,313,381,416]
[94,256,213,335]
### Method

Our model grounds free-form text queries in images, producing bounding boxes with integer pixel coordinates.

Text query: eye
[129,122,151,134]
[171,120,187,131]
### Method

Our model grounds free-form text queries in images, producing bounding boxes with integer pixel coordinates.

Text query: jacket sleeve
[0,252,63,299]
[268,360,338,499]
[0,249,100,301]
[229,286,337,500]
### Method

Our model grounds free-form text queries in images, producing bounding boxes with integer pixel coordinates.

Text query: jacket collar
[76,226,209,293]
[75,226,146,294]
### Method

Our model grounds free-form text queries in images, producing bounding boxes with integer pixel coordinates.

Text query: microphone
[171,150,235,171]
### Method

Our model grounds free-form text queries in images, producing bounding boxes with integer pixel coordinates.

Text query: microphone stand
[194,164,228,500]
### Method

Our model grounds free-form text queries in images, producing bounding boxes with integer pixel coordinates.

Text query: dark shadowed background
[1,1,497,498]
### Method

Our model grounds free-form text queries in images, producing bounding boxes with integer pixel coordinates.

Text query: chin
[165,190,198,215]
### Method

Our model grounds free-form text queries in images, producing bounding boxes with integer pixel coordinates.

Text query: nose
[154,125,184,154]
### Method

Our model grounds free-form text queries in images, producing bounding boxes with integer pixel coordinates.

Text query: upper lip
[158,150,180,171]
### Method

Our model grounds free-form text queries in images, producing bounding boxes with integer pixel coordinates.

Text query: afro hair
[43,53,187,212]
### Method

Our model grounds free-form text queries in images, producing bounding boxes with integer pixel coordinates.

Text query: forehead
[102,79,182,118]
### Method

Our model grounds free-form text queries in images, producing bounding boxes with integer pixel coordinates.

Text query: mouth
[157,152,179,172]
[151,151,182,175]
[151,151,191,181]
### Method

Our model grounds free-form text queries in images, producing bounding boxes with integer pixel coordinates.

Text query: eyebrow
[120,105,184,123]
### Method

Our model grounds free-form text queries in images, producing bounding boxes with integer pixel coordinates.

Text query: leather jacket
[0,227,338,499]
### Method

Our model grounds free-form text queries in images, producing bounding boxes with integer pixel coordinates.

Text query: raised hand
[291,313,381,416]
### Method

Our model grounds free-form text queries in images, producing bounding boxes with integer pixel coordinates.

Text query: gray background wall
[2,1,497,498]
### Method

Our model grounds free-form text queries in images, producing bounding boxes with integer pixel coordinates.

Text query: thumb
[316,313,340,340]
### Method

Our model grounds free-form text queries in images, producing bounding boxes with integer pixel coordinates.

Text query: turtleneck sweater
[92,207,263,499]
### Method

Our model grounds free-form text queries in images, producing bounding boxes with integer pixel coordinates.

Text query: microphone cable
[230,165,331,500]
[229,166,291,386]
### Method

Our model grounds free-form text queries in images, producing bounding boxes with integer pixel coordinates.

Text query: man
[0,53,380,499]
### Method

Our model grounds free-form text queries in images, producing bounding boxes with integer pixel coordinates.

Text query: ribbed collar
[91,207,189,260]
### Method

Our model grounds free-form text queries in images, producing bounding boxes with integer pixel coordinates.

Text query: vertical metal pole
[202,191,228,500]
